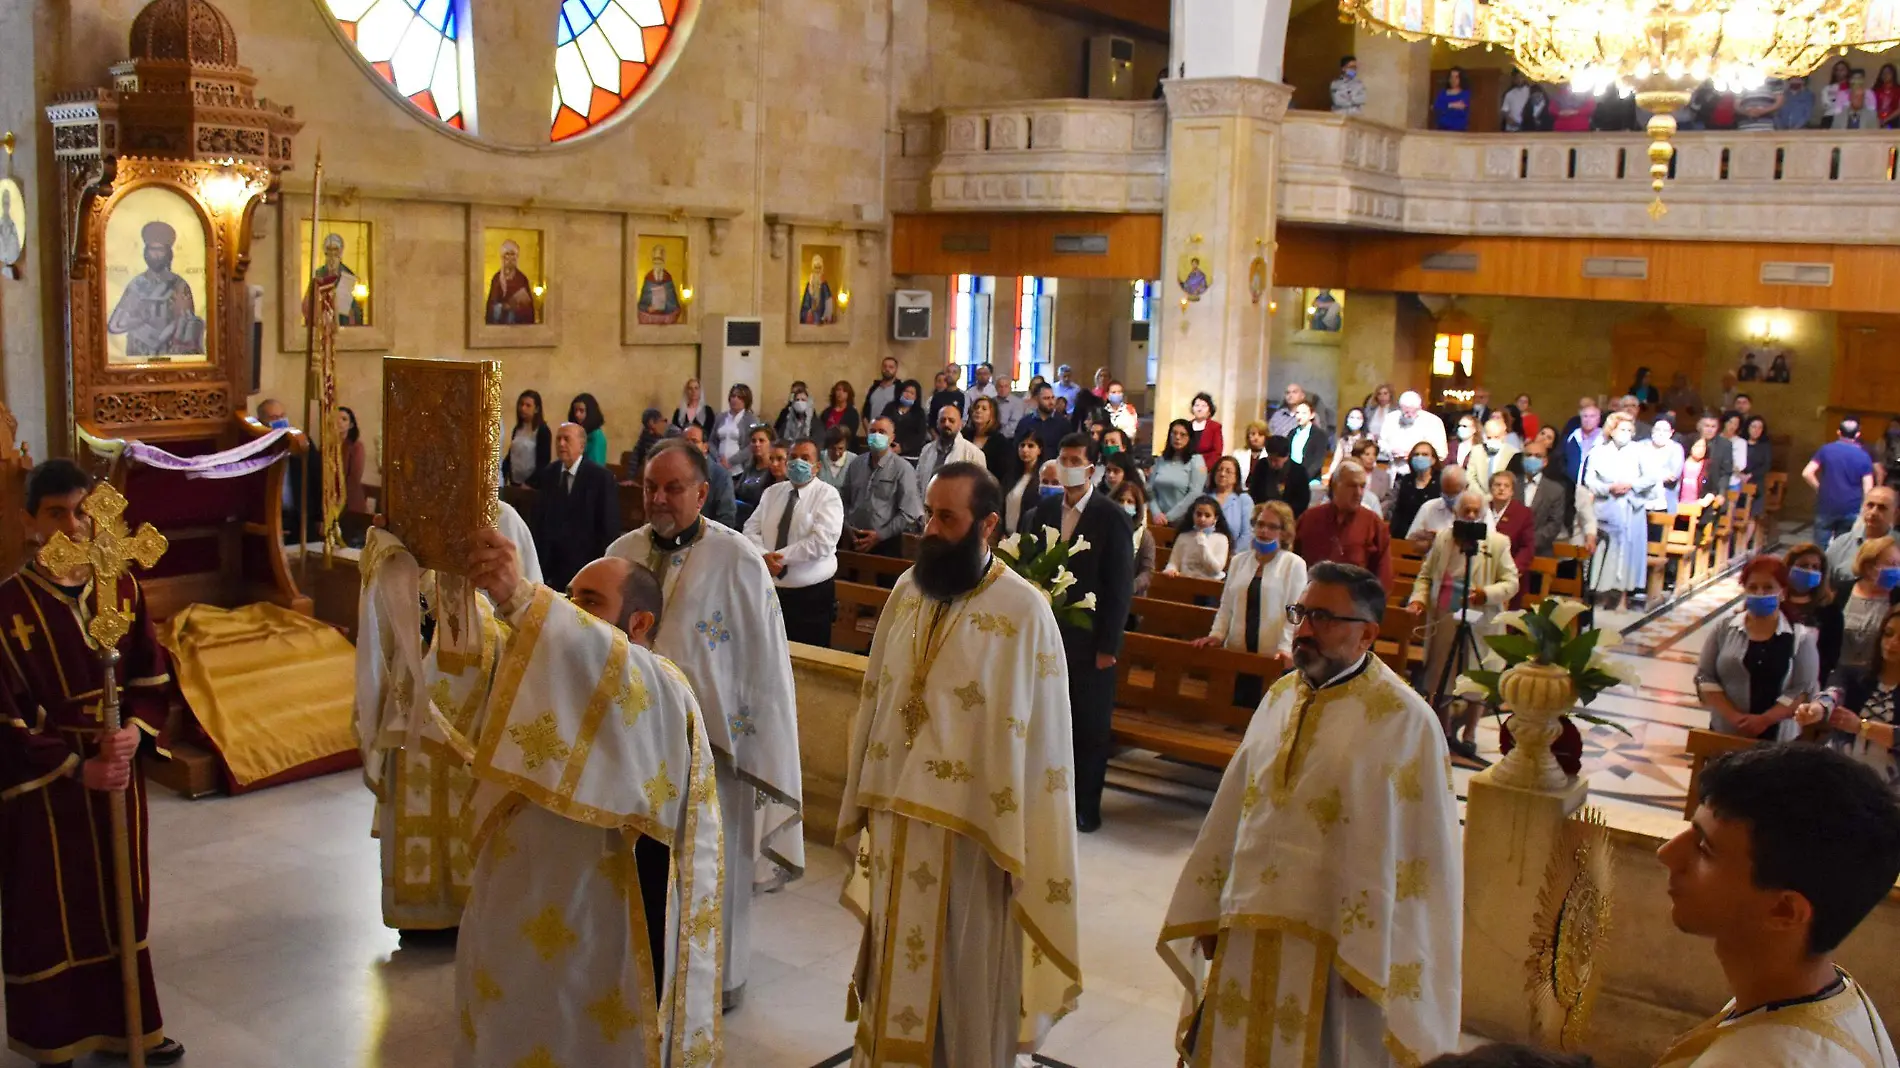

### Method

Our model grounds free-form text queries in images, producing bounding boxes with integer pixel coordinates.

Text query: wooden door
[1835,314,1900,415]
[1610,312,1704,414]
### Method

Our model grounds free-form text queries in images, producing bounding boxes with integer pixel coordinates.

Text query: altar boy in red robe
[0,460,183,1066]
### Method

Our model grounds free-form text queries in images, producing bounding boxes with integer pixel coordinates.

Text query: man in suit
[680,424,737,528]
[529,422,621,591]
[1033,433,1134,833]
[1245,436,1312,517]
[743,438,843,647]
[1516,437,1573,558]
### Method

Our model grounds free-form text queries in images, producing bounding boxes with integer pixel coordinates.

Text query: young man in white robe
[1654,743,1900,1067]
[839,461,1083,1067]
[608,439,803,1011]
[357,499,540,935]
[1159,561,1464,1067]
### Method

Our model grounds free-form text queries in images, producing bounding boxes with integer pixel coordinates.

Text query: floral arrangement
[996,528,1096,631]
[1454,597,1632,736]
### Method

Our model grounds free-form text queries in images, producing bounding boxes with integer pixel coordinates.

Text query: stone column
[1353,31,1433,130]
[0,0,64,457]
[1152,78,1291,444]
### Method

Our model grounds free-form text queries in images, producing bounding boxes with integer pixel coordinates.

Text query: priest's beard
[913,526,988,601]
[1291,635,1349,685]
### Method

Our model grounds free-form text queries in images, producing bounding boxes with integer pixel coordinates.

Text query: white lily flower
[1069,535,1091,556]
[1586,653,1634,686]
[1452,673,1493,699]
[1548,598,1590,635]
[1493,609,1532,637]
[997,532,1022,559]
[1052,567,1077,595]
[1041,526,1062,550]
[1076,592,1097,610]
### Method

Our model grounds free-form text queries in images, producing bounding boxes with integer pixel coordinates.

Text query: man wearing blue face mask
[842,417,922,558]
[744,438,843,647]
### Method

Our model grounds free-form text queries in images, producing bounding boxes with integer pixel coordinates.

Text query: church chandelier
[1340,0,1900,215]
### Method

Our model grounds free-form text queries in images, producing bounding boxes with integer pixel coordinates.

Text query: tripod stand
[1428,537,1490,764]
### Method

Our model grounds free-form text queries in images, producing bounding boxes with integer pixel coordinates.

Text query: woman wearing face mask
[1116,480,1157,599]
[1796,605,1900,790]
[1696,556,1817,740]
[880,379,929,457]
[1584,410,1659,611]
[1330,407,1376,477]
[1450,413,1480,468]
[1193,500,1305,702]
[1644,416,1687,512]
[1464,414,1518,491]
[1781,542,1845,684]
[1836,536,1900,679]
[1205,456,1254,547]
[1386,442,1442,537]
[1164,497,1231,581]
[1099,427,1132,466]
[1151,420,1210,527]
[774,380,815,443]
[1003,436,1047,535]
[1101,381,1138,438]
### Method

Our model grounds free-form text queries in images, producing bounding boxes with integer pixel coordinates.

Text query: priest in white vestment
[360,527,724,1068]
[1655,744,1900,1068]
[608,439,803,1010]
[839,462,1082,1067]
[356,500,540,933]
[1159,561,1463,1067]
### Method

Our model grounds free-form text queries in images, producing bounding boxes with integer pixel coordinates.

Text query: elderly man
[916,401,985,486]
[1563,402,1604,482]
[743,438,843,647]
[1407,463,1485,547]
[1161,562,1463,1066]
[1826,485,1898,586]
[1407,488,1520,760]
[528,422,620,592]
[841,416,923,557]
[1052,364,1082,409]
[839,462,1082,1065]
[1517,438,1571,559]
[963,361,998,412]
[1376,390,1449,472]
[608,439,804,1013]
[990,368,1027,437]
[1296,459,1393,588]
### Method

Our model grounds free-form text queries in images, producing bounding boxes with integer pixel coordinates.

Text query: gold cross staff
[32,480,165,1068]
[37,482,168,650]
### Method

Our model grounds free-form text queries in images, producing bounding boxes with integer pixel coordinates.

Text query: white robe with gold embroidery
[356,503,540,930]
[608,519,803,997]
[1655,972,1897,1068]
[1158,655,1463,1067]
[839,561,1082,1067]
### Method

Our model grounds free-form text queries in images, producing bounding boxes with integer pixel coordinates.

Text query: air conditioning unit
[1086,35,1136,101]
[891,290,933,341]
[701,316,764,404]
[1116,318,1151,385]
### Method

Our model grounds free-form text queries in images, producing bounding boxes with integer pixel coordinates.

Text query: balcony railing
[892,100,1900,244]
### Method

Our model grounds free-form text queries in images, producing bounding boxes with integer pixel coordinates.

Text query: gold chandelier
[1341,0,1900,214]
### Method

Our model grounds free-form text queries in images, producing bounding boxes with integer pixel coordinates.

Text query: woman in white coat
[1407,488,1521,762]
[1194,500,1306,709]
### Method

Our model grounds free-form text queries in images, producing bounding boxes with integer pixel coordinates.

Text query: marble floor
[10,560,1755,1067]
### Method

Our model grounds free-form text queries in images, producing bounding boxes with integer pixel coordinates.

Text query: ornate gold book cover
[382,357,502,574]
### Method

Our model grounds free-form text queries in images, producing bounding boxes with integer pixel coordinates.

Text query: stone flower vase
[1490,661,1577,792]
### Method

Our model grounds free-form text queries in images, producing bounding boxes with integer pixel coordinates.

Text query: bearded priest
[1158,561,1463,1067]
[360,526,725,1068]
[608,439,803,1012]
[839,461,1083,1066]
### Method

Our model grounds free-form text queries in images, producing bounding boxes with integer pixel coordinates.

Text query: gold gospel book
[381,357,503,574]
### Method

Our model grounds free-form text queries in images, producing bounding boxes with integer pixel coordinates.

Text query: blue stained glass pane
[584,0,613,17]
[557,11,577,45]
[560,0,595,39]
[416,0,453,34]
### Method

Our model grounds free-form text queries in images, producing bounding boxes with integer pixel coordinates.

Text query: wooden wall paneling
[1834,314,1900,415]
[1611,312,1707,404]
[890,213,1161,280]
[1271,225,1351,288]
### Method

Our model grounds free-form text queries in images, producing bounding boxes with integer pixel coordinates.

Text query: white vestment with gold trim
[839,561,1082,1067]
[1158,655,1462,1068]
[356,502,539,930]
[1655,971,1897,1068]
[608,519,804,998]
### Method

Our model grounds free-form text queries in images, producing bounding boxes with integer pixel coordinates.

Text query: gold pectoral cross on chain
[897,684,929,750]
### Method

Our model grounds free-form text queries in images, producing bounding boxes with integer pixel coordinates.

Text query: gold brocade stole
[1654,975,1889,1068]
[1189,927,1332,1068]
[847,812,955,1067]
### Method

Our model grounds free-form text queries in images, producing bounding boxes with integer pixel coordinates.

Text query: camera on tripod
[1451,518,1488,552]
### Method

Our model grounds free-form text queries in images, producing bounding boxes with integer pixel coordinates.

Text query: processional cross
[36,480,167,1068]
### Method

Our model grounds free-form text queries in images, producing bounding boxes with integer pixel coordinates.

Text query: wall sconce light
[1268,300,1278,313]
[1178,295,1189,311]
[680,286,695,304]
[838,290,852,308]
[351,282,369,302]
[532,284,547,298]
[1748,314,1785,347]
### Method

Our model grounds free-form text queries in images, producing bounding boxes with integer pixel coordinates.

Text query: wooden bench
[1150,523,1178,550]
[1111,632,1283,768]
[835,550,912,586]
[1128,597,1218,642]
[1375,602,1421,676]
[1682,728,1758,820]
[1149,571,1224,604]
[1389,539,1426,607]
[831,581,888,654]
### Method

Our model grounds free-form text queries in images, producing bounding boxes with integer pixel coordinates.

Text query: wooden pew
[1128,597,1217,642]
[836,550,911,586]
[1149,570,1224,604]
[1389,539,1426,606]
[1375,602,1420,676]
[1682,728,1757,820]
[1111,632,1282,768]
[831,580,888,654]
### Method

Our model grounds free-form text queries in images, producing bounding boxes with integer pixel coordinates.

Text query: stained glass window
[327,0,468,129]
[947,274,995,375]
[1015,277,1057,385]
[552,0,685,141]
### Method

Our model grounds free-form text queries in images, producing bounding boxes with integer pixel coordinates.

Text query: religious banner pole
[37,483,168,1068]
[299,148,324,585]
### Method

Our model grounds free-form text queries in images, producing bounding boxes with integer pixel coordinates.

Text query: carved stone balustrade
[891,101,1167,213]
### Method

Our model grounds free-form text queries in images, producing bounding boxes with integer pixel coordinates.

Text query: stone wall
[0,0,1155,465]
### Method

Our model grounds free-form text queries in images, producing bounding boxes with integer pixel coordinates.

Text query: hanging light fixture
[1339,0,1900,215]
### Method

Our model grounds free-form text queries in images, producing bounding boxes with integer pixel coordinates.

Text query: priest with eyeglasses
[1159,562,1464,1066]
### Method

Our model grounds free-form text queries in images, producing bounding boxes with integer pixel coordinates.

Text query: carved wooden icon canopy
[44,0,300,442]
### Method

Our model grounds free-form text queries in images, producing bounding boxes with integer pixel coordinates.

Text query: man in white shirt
[963,361,998,414]
[744,438,844,647]
[1655,744,1900,1068]
[1406,464,1490,547]
[1501,69,1532,131]
[1052,364,1082,410]
[916,403,985,487]
[1377,390,1449,475]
